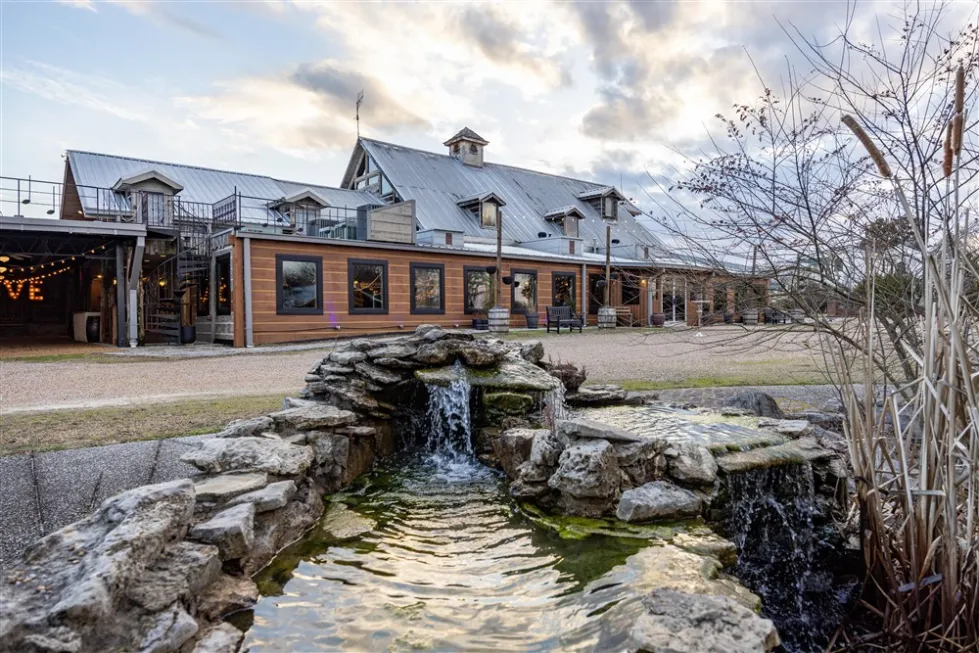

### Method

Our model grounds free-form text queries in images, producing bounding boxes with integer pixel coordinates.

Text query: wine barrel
[488,307,510,334]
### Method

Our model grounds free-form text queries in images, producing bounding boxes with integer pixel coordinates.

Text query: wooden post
[495,209,503,307]
[604,222,611,306]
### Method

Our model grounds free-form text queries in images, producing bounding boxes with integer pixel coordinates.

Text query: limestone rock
[192,623,244,653]
[415,341,456,366]
[367,343,419,360]
[457,340,508,368]
[189,503,255,560]
[126,541,221,612]
[194,473,268,503]
[319,503,376,542]
[269,404,358,433]
[666,443,718,486]
[715,437,834,474]
[617,481,703,522]
[613,440,665,487]
[482,392,535,421]
[323,383,380,413]
[139,604,198,653]
[217,415,273,439]
[493,428,542,478]
[722,391,784,419]
[414,323,441,336]
[329,350,367,366]
[566,384,628,407]
[181,437,314,476]
[757,418,812,438]
[224,480,297,513]
[0,480,196,652]
[529,429,565,469]
[354,361,404,385]
[519,341,544,364]
[548,440,620,515]
[672,532,738,568]
[630,589,780,653]
[415,357,559,392]
[557,418,643,442]
[372,356,425,370]
[197,574,259,621]
[245,485,323,574]
[539,359,586,393]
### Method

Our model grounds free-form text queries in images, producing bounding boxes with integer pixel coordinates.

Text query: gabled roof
[457,191,507,207]
[110,168,183,193]
[66,151,379,222]
[543,205,585,220]
[277,188,331,207]
[354,138,669,253]
[576,186,625,202]
[443,127,489,146]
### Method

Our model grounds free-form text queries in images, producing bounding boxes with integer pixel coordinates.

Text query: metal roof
[357,138,673,257]
[66,151,379,220]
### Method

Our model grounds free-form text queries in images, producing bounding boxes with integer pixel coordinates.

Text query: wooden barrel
[742,309,758,326]
[488,307,510,334]
[598,306,617,329]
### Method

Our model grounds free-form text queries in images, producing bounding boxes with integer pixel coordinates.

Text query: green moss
[518,502,702,541]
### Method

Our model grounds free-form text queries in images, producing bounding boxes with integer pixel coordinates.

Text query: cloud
[58,0,222,40]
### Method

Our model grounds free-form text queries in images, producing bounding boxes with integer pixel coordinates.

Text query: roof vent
[444,127,488,168]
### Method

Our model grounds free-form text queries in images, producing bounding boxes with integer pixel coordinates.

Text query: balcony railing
[0,176,368,243]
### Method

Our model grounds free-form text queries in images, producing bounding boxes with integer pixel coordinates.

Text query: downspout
[243,235,254,348]
[128,236,144,348]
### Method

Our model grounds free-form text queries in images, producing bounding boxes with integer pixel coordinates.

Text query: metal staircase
[144,209,212,342]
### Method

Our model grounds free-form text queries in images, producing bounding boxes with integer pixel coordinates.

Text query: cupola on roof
[443,127,489,147]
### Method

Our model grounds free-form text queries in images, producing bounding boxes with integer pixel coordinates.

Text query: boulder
[181,437,314,476]
[566,384,628,407]
[217,415,273,439]
[189,503,255,560]
[126,541,221,612]
[630,589,780,653]
[139,604,199,653]
[557,418,643,442]
[617,481,703,522]
[323,383,381,413]
[192,623,245,653]
[269,404,358,433]
[722,391,784,418]
[245,485,323,574]
[367,343,419,360]
[224,480,297,513]
[319,503,376,542]
[457,341,508,368]
[354,361,404,385]
[492,428,542,478]
[415,341,456,366]
[196,574,259,621]
[519,341,544,364]
[372,356,425,370]
[194,473,268,503]
[785,410,844,432]
[414,324,441,336]
[415,358,560,392]
[666,443,718,486]
[0,480,196,652]
[548,440,620,515]
[715,437,835,474]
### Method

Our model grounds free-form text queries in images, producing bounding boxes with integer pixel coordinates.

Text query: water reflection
[243,453,653,652]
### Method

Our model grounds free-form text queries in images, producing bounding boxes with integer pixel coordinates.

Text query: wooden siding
[367,201,415,244]
[237,237,593,345]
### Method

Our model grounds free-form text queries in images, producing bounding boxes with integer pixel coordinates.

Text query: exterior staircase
[145,218,212,342]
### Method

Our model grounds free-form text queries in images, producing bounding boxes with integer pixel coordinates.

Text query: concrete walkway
[0,383,844,569]
[0,435,206,570]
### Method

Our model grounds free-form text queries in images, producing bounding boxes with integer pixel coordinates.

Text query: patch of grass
[2,353,168,364]
[0,393,288,456]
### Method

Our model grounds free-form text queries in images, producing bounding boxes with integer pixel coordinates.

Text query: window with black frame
[410,263,444,314]
[276,254,322,315]
[511,270,537,314]
[552,272,576,309]
[348,259,388,314]
[464,266,493,314]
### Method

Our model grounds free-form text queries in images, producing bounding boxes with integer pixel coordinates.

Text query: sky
[0,0,974,215]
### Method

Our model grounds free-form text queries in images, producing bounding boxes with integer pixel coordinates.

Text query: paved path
[2,327,824,413]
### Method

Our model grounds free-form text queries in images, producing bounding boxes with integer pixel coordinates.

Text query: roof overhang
[457,191,506,208]
[275,188,331,207]
[0,216,147,238]
[576,186,626,202]
[543,206,586,221]
[111,168,183,193]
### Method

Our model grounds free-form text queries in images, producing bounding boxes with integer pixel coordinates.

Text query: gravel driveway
[1,326,828,413]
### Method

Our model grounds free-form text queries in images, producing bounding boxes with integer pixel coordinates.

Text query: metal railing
[1,176,369,243]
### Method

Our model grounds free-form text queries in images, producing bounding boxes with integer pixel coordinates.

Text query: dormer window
[457,191,506,230]
[543,206,584,238]
[481,201,499,228]
[603,196,618,221]
[564,216,579,238]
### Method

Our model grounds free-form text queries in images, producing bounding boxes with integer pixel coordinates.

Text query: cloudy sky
[0,0,973,210]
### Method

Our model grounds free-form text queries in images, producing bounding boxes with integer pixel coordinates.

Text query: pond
[240,452,658,652]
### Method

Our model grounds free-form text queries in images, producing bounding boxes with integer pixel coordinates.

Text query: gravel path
[1,327,828,413]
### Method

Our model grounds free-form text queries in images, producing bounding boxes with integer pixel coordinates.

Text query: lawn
[0,393,288,456]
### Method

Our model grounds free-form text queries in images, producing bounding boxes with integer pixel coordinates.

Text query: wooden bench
[546,306,583,333]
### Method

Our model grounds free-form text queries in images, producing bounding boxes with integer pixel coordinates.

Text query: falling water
[724,462,856,653]
[423,362,474,465]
